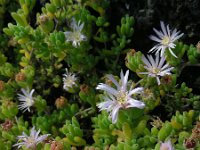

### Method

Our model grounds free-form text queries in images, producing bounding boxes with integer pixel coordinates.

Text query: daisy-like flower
[160,140,174,150]
[149,21,184,58]
[13,126,50,149]
[63,68,78,92]
[17,88,35,113]
[96,70,145,123]
[139,53,174,85]
[64,18,87,47]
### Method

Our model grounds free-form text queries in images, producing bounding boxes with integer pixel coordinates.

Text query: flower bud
[55,96,67,109]
[15,72,26,82]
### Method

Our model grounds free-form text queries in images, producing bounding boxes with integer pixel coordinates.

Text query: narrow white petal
[160,63,170,70]
[156,77,161,85]
[111,105,121,123]
[96,83,118,96]
[97,100,114,111]
[36,134,50,144]
[160,21,168,36]
[149,46,157,53]
[149,35,162,42]
[120,70,124,82]
[79,23,84,31]
[126,99,145,109]
[168,48,177,58]
[144,66,153,71]
[160,47,165,57]
[148,55,156,67]
[30,89,35,97]
[157,45,164,54]
[158,55,166,68]
[121,70,129,91]
[142,55,152,68]
[166,24,171,37]
[107,74,120,89]
[171,28,178,37]
[172,33,184,41]
[159,67,174,76]
[34,130,40,139]
[128,87,143,96]
[155,53,160,67]
[153,28,164,38]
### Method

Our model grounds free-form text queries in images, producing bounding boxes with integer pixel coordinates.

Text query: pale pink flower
[139,53,174,85]
[96,70,145,123]
[149,21,184,58]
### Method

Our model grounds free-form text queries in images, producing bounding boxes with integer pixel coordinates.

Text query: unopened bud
[50,141,64,150]
[80,84,89,93]
[55,96,67,109]
[15,72,26,82]
[1,119,13,131]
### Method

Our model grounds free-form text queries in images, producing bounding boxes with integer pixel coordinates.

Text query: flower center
[152,67,160,74]
[26,98,34,107]
[116,90,127,104]
[161,36,170,46]
[72,31,82,42]
[65,76,76,87]
[27,137,36,146]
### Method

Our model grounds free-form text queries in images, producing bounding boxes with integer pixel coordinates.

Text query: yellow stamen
[152,67,160,74]
[27,137,35,145]
[116,90,127,104]
[26,98,33,107]
[161,36,170,46]
[72,31,82,41]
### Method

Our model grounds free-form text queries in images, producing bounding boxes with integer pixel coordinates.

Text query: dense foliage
[0,0,200,150]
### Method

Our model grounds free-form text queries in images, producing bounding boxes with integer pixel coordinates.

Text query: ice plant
[63,68,78,92]
[96,70,145,123]
[139,53,174,85]
[160,140,174,150]
[17,88,35,112]
[13,126,50,149]
[149,21,184,58]
[64,18,87,47]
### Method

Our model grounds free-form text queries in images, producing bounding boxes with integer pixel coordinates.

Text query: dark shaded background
[110,0,200,52]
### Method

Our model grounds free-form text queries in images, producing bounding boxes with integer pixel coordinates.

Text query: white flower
[96,70,145,123]
[13,126,50,149]
[149,21,184,58]
[139,53,174,85]
[64,18,87,47]
[17,88,35,113]
[160,140,174,150]
[63,68,78,91]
